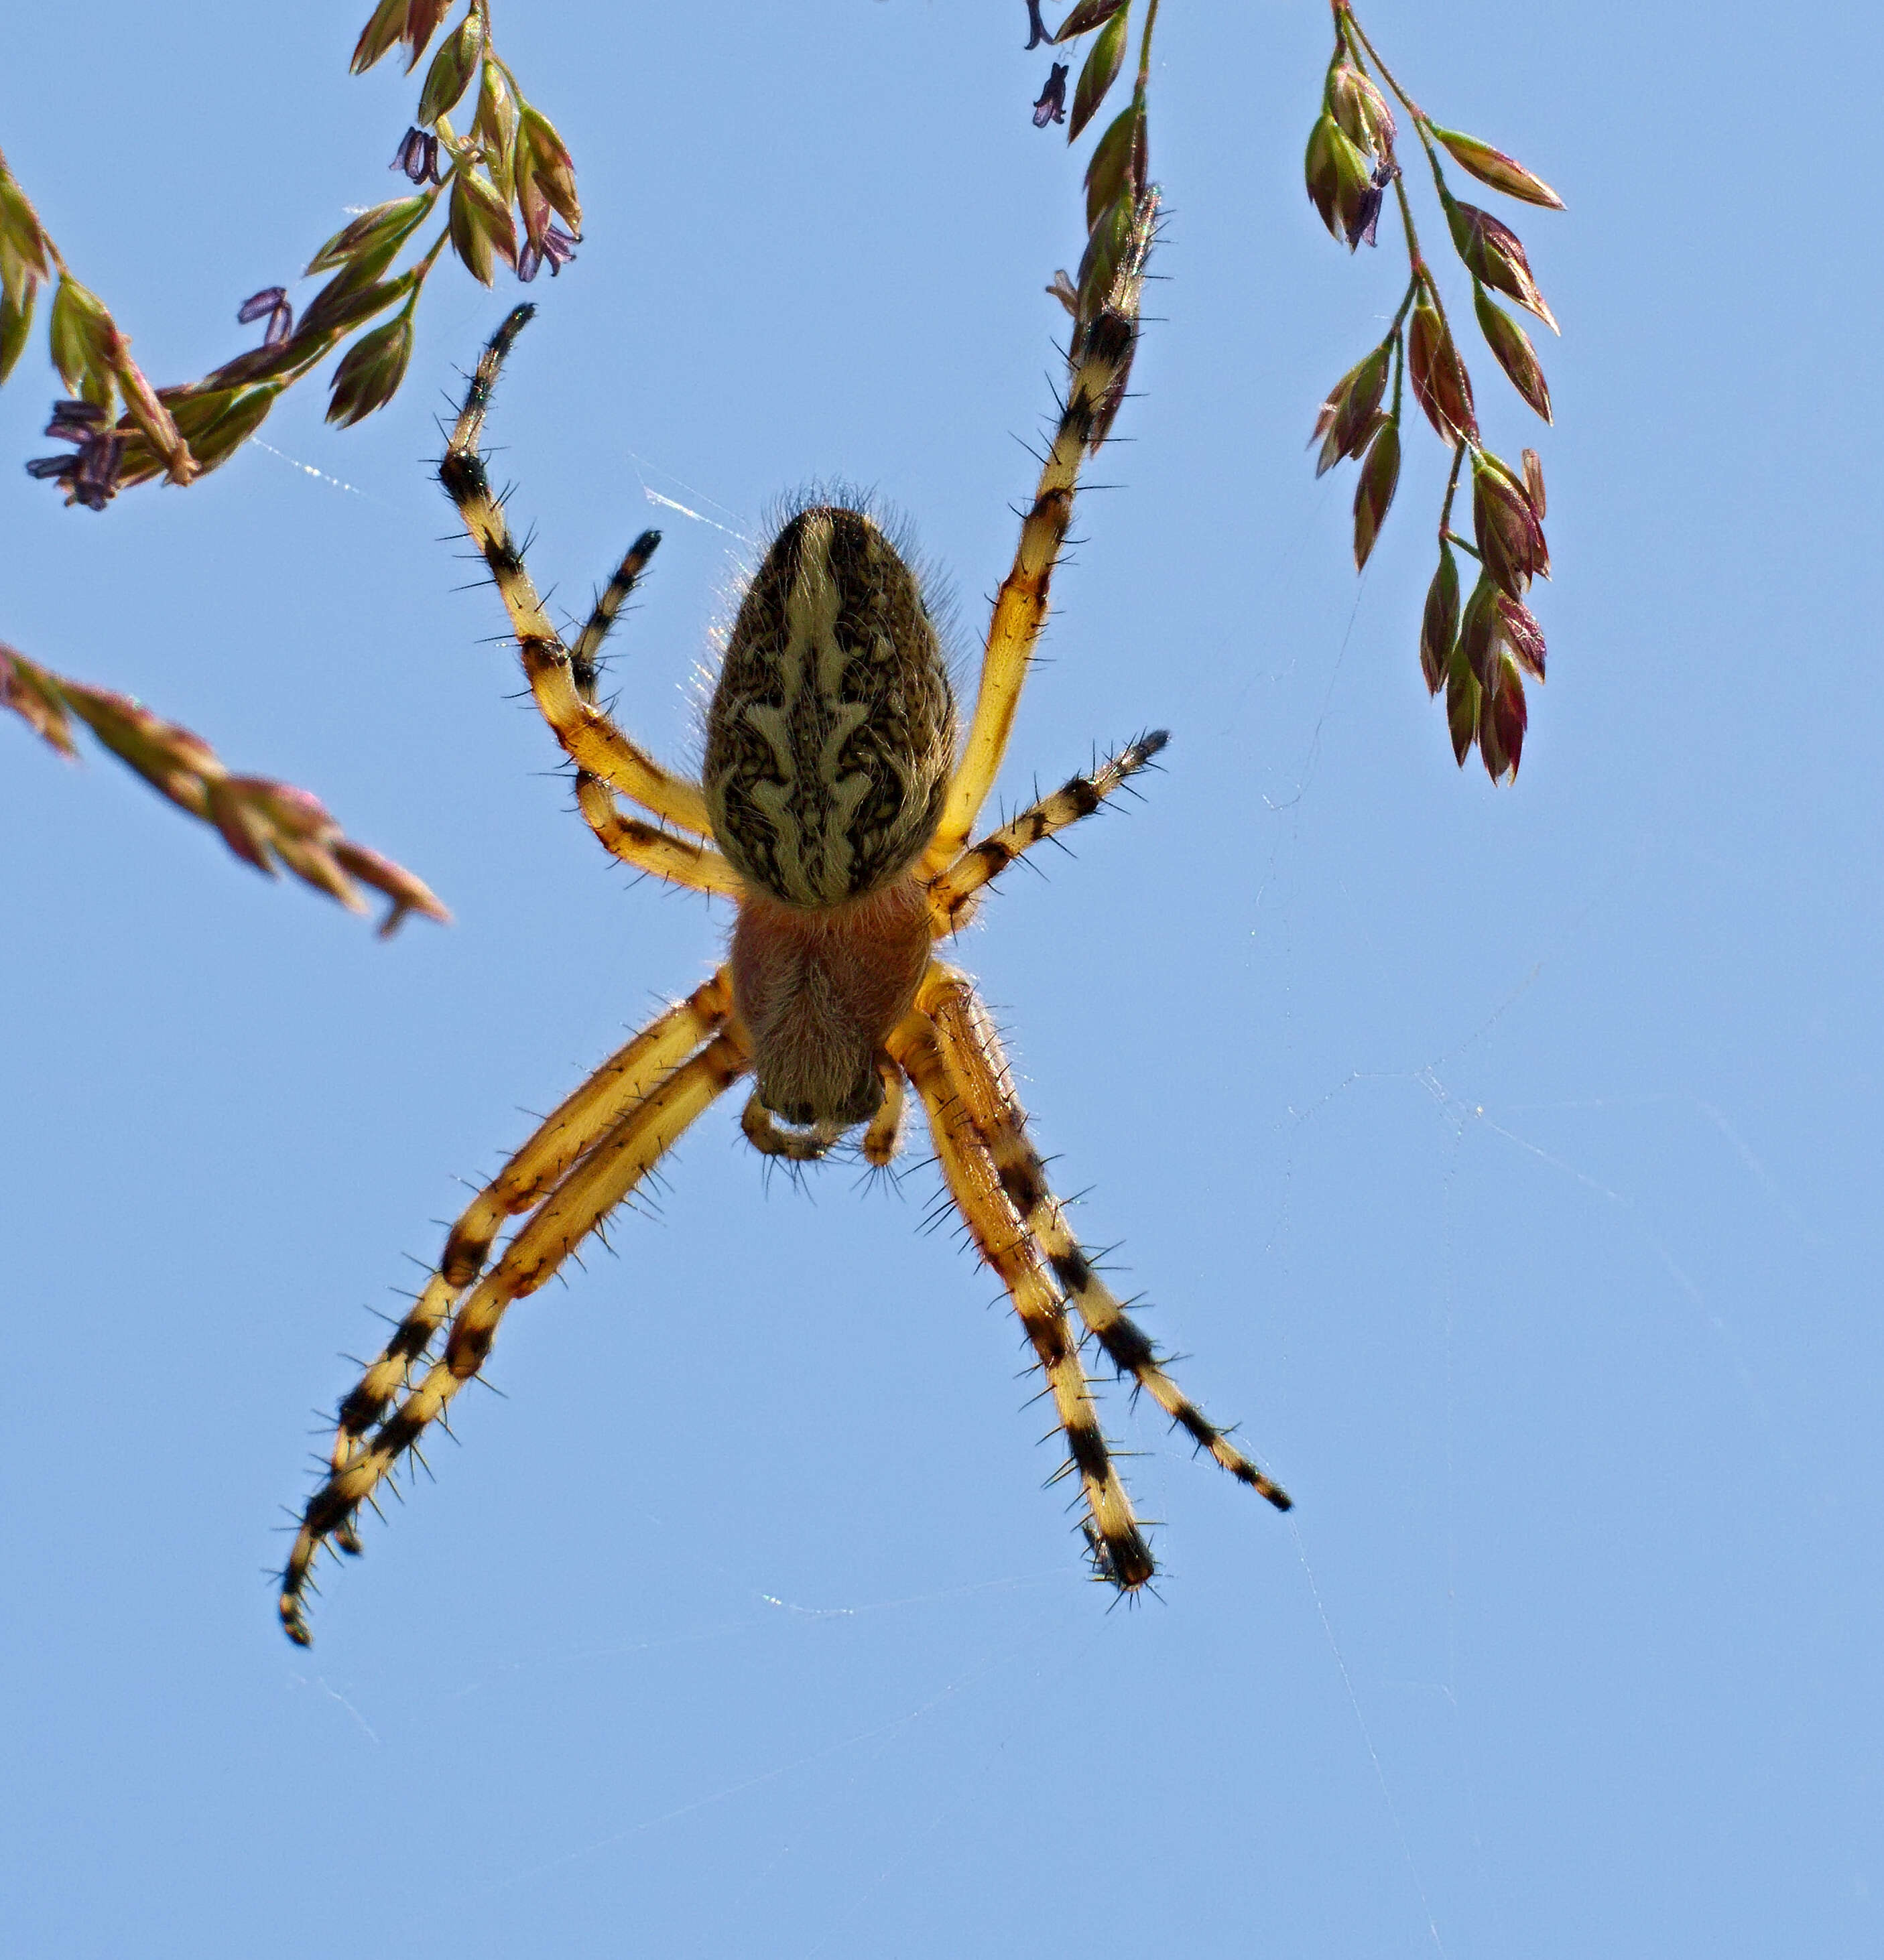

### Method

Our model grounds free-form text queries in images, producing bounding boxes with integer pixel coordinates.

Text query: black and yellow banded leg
[308,974,735,1536]
[572,775,743,895]
[570,528,663,702]
[920,968,1291,1512]
[926,730,1169,931]
[438,306,714,838]
[926,192,1159,868]
[553,526,746,891]
[890,1016,1153,1590]
[283,1022,751,1644]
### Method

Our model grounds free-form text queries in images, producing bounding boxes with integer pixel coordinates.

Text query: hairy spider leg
[925,730,1170,932]
[283,1023,751,1644]
[891,1015,1154,1589]
[319,970,735,1478]
[569,527,663,700]
[560,528,747,895]
[572,778,745,895]
[286,975,737,1637]
[861,1057,907,1167]
[920,968,1292,1512]
[927,192,1160,868]
[438,304,719,842]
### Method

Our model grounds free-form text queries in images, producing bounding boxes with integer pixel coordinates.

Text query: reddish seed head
[1431,126,1564,211]
[1474,285,1551,423]
[1311,343,1390,476]
[1498,594,1547,681]
[1304,112,1378,249]
[1351,419,1400,570]
[1407,292,1477,444]
[1420,544,1460,696]
[1326,62,1397,161]
[1447,198,1558,334]
[1472,451,1550,597]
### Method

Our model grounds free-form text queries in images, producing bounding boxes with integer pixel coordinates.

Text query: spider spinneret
[278,188,1290,1646]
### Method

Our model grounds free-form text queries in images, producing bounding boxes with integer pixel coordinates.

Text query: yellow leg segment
[928,193,1159,866]
[925,730,1169,933]
[311,972,733,1510]
[569,528,662,701]
[861,1056,906,1167]
[921,968,1290,1512]
[572,774,743,896]
[891,1014,1152,1588]
[283,1022,751,1644]
[438,306,713,838]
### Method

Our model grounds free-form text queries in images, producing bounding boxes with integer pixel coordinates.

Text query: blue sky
[3,3,1879,1955]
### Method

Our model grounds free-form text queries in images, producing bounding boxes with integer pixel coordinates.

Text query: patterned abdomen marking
[704,507,956,905]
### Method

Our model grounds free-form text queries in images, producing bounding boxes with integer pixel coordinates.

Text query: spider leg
[739,1092,840,1161]
[314,970,733,1484]
[926,191,1159,868]
[281,1019,751,1644]
[889,1014,1153,1589]
[861,1055,906,1167]
[559,529,742,895]
[438,306,714,838]
[569,528,662,702]
[920,968,1291,1510]
[572,775,744,896]
[926,730,1168,933]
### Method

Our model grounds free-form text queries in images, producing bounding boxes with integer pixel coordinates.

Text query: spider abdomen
[704,507,956,906]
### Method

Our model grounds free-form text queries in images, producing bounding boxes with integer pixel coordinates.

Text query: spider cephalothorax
[279,188,1290,1645]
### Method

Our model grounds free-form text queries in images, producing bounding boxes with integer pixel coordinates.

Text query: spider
[278,188,1290,1644]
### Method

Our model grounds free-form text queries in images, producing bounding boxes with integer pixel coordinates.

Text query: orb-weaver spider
[279,189,1289,1644]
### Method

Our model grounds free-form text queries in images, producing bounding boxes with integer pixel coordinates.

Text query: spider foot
[1082,1518,1154,1593]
